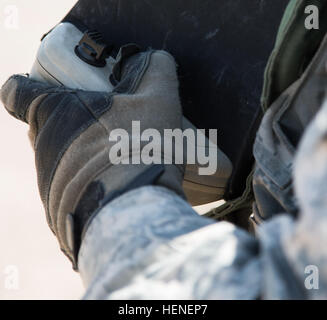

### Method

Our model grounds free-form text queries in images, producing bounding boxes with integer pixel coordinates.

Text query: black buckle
[75,30,112,67]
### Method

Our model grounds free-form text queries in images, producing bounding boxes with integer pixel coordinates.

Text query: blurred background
[0,0,221,300]
[0,0,84,300]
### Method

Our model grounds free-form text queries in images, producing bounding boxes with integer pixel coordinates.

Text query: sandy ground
[0,0,221,300]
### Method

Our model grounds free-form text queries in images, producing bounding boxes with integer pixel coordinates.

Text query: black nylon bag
[60,0,288,225]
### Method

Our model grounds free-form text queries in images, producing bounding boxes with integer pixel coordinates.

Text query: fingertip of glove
[0,74,49,123]
[0,75,25,119]
[0,74,39,122]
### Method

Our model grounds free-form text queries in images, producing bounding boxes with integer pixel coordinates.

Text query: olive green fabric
[209,0,327,222]
[262,0,327,111]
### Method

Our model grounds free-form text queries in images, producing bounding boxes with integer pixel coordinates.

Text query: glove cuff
[65,163,184,269]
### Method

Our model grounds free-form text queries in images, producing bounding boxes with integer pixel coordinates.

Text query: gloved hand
[0,48,185,269]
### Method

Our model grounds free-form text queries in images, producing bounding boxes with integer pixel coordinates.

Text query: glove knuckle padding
[35,92,112,230]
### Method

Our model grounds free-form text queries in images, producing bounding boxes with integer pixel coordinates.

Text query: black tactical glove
[1,49,185,269]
